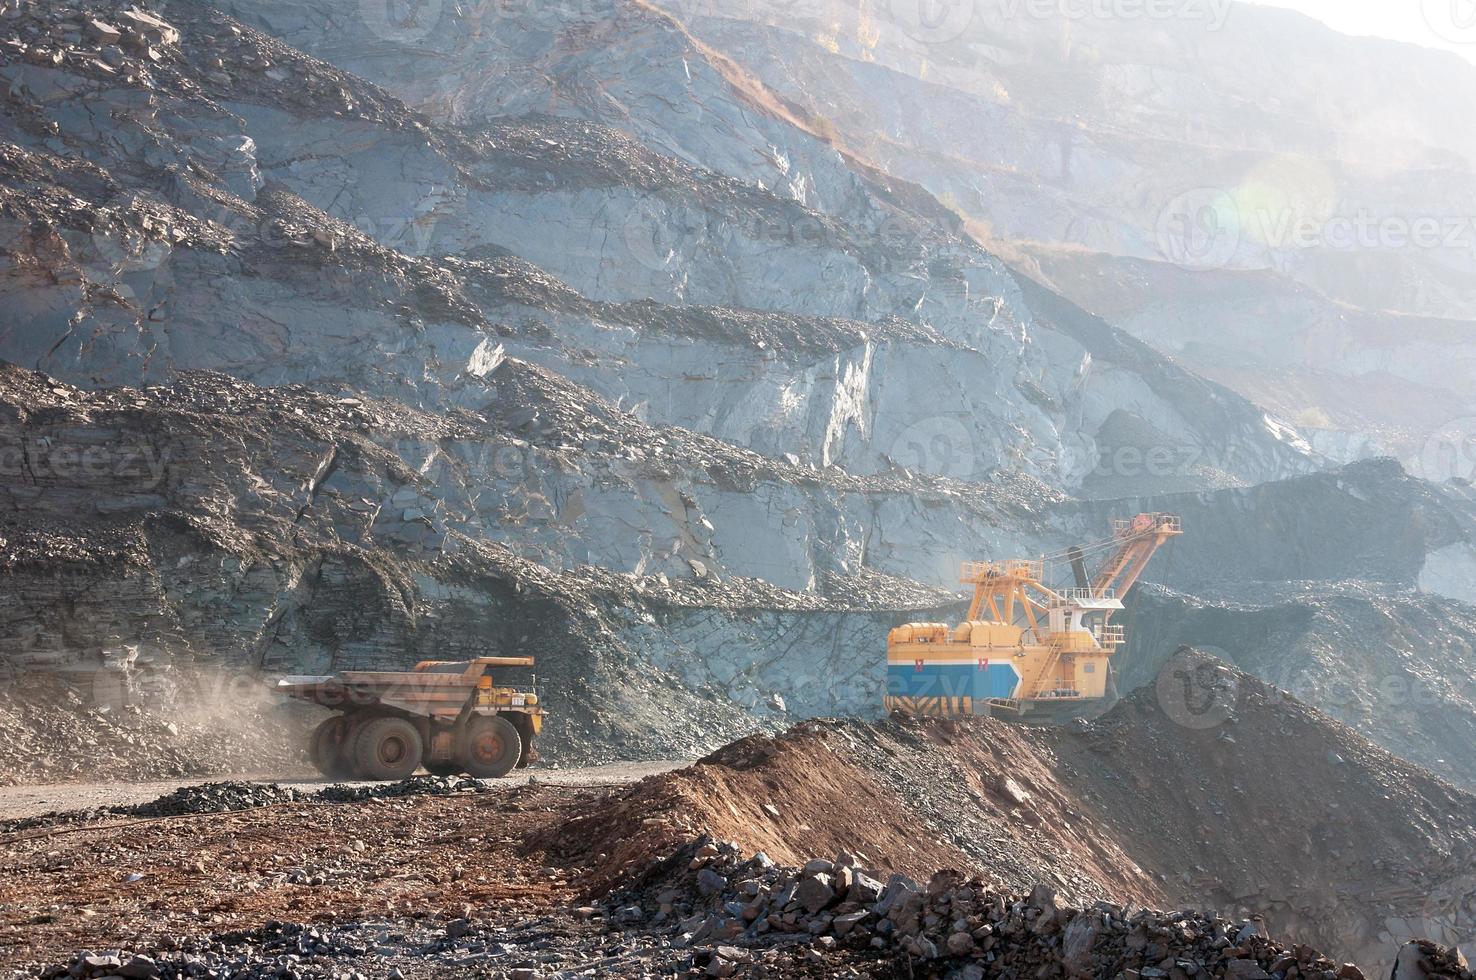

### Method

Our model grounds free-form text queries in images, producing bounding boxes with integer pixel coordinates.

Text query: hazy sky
[1248,0,1476,62]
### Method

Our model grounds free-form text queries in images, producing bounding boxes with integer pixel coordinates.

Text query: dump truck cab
[278,656,547,781]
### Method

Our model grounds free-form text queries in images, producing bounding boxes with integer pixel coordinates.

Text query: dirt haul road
[0,761,685,821]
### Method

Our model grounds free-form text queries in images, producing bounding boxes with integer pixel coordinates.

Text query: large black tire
[509,714,536,769]
[456,715,522,779]
[339,711,378,778]
[353,716,424,781]
[309,716,355,780]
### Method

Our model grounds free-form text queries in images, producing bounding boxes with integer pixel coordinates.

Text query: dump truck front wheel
[457,715,521,778]
[354,716,424,781]
[508,713,536,768]
[309,716,355,780]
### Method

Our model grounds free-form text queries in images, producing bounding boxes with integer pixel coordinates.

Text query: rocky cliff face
[666,0,1476,477]
[4,0,1476,801]
[2,0,1314,494]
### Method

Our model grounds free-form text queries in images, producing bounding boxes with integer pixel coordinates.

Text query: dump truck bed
[277,657,537,721]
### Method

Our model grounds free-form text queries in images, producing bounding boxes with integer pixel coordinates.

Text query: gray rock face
[667,1,1476,485]
[1125,582,1476,791]
[0,363,980,761]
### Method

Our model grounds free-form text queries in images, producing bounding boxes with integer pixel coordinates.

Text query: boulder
[1062,913,1102,978]
[796,873,836,914]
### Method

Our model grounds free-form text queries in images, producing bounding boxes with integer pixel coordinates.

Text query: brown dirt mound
[534,722,972,897]
[536,716,1161,905]
[539,654,1476,975]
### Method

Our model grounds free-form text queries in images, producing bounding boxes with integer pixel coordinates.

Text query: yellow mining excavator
[885,513,1182,722]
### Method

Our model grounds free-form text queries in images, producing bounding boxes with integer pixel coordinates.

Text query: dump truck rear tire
[457,715,521,778]
[353,716,423,781]
[339,710,379,778]
[309,716,355,780]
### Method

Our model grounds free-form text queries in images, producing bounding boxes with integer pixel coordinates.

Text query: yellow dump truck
[278,656,546,780]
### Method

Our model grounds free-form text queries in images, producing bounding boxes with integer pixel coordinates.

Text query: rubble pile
[0,781,306,833]
[44,916,695,980]
[0,0,183,88]
[539,698,1476,978]
[41,842,1472,980]
[124,781,303,818]
[1394,941,1472,980]
[312,772,501,803]
[613,839,1427,980]
[3,774,512,833]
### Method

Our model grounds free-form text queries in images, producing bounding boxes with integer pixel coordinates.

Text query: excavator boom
[1091,514,1183,598]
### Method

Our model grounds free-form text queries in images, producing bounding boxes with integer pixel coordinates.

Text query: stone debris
[312,773,501,803]
[537,708,1476,980]
[611,840,1476,980]
[42,914,717,980]
[3,774,506,834]
[1392,940,1470,980]
[38,836,1476,980]
[125,780,303,818]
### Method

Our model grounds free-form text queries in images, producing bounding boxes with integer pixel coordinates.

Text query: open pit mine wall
[3,0,1471,770]
[2,360,1472,764]
[1052,458,1476,788]
[1,0,1316,494]
[0,364,979,760]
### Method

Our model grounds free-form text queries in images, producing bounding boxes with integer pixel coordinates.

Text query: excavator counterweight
[885,513,1182,722]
